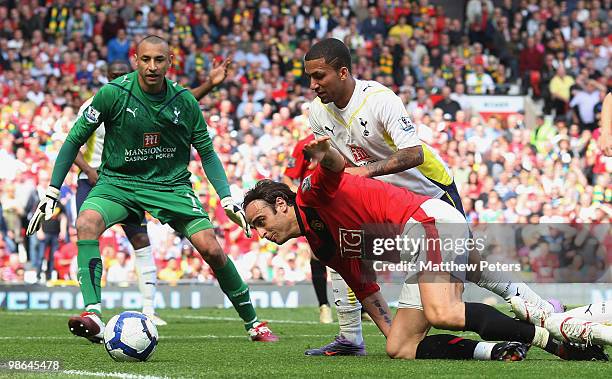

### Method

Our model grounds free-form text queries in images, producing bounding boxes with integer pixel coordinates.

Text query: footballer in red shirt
[243,137,611,360]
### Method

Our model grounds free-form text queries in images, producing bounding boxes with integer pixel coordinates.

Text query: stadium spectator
[549,65,575,118]
[0,0,608,287]
[106,251,134,285]
[434,86,461,120]
[159,257,184,285]
[570,79,607,131]
[107,29,130,64]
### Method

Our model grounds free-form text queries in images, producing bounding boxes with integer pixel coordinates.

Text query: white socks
[86,303,102,315]
[134,246,157,315]
[473,341,496,360]
[330,269,363,345]
[477,270,553,313]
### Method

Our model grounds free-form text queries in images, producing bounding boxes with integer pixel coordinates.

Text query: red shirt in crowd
[284,134,315,182]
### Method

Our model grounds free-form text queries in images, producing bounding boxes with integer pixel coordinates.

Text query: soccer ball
[103,311,158,362]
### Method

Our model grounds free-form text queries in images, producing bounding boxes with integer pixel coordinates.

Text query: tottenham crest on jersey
[173,107,181,124]
[84,105,101,123]
[398,116,415,132]
[359,117,369,137]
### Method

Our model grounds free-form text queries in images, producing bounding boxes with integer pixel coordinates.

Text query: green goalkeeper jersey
[64,71,229,196]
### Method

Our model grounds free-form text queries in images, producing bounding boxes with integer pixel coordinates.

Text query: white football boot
[545,314,612,346]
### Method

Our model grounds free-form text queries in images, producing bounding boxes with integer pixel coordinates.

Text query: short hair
[137,34,168,52]
[243,180,297,210]
[305,38,352,73]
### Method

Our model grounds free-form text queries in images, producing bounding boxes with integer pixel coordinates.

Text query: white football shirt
[309,78,454,199]
[75,96,105,179]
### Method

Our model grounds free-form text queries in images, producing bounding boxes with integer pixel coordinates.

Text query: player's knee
[76,210,105,239]
[197,243,225,267]
[386,340,417,360]
[423,304,462,329]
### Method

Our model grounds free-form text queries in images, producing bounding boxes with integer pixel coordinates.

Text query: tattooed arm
[361,291,394,337]
[346,146,424,178]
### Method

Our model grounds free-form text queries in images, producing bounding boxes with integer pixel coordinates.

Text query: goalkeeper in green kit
[26,35,279,343]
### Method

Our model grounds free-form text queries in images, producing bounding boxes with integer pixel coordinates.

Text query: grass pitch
[0,307,609,378]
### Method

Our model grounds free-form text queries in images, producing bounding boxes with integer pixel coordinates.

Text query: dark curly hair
[243,180,297,211]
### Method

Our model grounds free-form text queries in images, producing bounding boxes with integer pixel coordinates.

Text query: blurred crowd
[0,0,610,287]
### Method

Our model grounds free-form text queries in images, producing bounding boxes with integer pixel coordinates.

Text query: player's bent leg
[387,285,528,361]
[438,188,563,314]
[70,198,131,343]
[468,249,562,314]
[189,227,278,342]
[386,307,429,359]
[305,269,364,355]
[418,271,466,330]
[415,334,528,361]
[123,223,166,326]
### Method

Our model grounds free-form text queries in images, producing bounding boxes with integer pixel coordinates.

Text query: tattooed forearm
[364,146,424,178]
[373,299,393,326]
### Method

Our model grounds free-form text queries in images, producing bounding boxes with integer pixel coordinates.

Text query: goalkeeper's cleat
[319,304,333,324]
[557,342,609,361]
[248,321,279,342]
[145,313,167,326]
[546,314,612,346]
[511,296,550,327]
[304,335,366,356]
[490,341,529,361]
[68,311,105,344]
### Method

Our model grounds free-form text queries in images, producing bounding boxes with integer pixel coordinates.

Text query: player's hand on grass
[304,136,331,169]
[221,196,252,238]
[26,187,60,235]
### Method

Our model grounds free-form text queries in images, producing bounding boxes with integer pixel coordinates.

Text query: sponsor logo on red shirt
[339,228,364,258]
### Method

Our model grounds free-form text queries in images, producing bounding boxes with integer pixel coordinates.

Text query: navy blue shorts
[438,181,465,217]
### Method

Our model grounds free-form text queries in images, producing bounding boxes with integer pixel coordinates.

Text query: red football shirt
[295,165,430,300]
[284,134,315,181]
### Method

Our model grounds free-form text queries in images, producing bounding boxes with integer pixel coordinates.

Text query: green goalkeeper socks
[213,259,258,330]
[77,240,103,317]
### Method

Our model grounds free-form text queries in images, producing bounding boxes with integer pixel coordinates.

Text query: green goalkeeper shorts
[80,183,213,238]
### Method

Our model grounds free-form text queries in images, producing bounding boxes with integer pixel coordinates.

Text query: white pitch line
[0,334,385,341]
[3,312,336,325]
[61,370,171,379]
[165,314,323,325]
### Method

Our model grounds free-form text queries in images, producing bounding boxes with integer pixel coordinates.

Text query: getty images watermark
[349,222,611,284]
[369,234,521,273]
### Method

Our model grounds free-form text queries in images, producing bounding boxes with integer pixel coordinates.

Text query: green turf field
[0,307,609,378]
